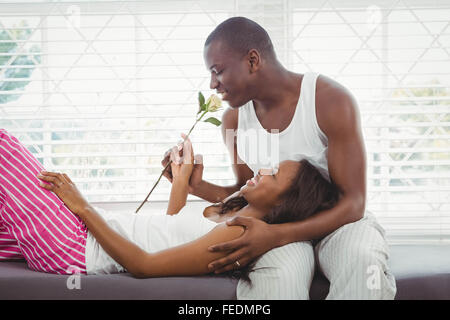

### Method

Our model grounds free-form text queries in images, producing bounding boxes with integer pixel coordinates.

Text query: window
[1,0,449,244]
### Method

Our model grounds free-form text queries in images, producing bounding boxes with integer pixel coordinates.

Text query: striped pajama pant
[0,129,88,274]
[237,212,397,300]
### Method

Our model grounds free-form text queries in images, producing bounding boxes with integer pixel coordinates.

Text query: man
[162,17,396,299]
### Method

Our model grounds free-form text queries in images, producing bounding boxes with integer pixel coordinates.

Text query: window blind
[0,0,449,244]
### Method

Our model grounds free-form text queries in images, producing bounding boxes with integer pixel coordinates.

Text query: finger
[37,173,66,188]
[164,147,172,157]
[162,162,173,179]
[39,170,62,178]
[38,180,54,191]
[193,154,203,165]
[182,145,193,165]
[180,133,191,146]
[163,171,172,183]
[207,249,248,273]
[214,262,244,274]
[39,171,66,185]
[170,146,182,164]
[62,173,73,184]
[36,175,58,189]
[226,216,253,228]
[208,237,244,253]
[176,139,184,151]
[213,255,254,274]
[180,134,193,163]
[161,158,169,167]
[37,174,58,184]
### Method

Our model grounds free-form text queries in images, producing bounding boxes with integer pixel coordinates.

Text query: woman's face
[240,160,301,211]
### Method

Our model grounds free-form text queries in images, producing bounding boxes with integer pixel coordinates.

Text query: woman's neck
[236,204,268,220]
[204,203,268,224]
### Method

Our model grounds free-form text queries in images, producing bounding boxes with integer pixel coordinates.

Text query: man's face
[203,40,253,108]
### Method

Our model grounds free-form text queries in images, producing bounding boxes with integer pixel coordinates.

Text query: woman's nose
[258,168,274,176]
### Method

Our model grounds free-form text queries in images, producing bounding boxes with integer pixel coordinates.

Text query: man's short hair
[205,17,276,60]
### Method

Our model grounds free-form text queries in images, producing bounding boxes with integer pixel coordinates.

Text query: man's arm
[273,77,366,244]
[207,78,367,272]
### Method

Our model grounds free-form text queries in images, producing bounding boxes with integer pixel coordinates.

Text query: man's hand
[161,134,204,194]
[207,216,278,273]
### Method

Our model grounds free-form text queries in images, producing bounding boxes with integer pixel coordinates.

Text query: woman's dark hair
[220,159,340,284]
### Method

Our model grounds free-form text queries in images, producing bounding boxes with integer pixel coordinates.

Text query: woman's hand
[162,135,204,194]
[37,171,91,217]
[169,133,195,181]
[206,216,279,273]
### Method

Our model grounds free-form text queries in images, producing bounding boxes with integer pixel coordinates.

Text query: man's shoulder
[221,107,239,130]
[316,74,356,108]
[315,74,360,136]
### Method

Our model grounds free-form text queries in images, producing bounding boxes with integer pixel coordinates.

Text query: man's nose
[209,73,219,89]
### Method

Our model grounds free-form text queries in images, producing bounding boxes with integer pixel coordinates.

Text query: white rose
[206,94,222,112]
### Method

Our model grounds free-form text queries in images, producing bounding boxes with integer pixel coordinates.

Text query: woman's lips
[246,177,257,186]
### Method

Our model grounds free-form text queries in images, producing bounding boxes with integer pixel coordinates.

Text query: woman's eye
[216,70,223,75]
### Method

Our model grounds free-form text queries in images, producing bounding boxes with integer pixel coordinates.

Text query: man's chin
[227,100,247,109]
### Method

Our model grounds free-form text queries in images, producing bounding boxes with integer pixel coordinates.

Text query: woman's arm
[78,205,244,278]
[166,177,189,215]
[166,133,194,215]
[37,170,245,278]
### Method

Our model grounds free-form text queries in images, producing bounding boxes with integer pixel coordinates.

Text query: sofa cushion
[387,245,450,300]
[0,260,238,300]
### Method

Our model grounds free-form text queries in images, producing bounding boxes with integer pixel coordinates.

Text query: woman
[0,129,338,277]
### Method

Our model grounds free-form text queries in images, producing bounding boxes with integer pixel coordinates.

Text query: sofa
[1,244,449,300]
[1,202,449,300]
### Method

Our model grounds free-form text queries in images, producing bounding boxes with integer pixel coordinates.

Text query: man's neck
[252,63,302,113]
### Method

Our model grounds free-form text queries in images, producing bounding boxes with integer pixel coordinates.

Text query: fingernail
[40,170,46,173]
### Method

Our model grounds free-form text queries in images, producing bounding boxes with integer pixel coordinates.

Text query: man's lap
[237,212,392,299]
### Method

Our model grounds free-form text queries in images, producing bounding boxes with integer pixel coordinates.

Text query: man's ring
[234,260,241,268]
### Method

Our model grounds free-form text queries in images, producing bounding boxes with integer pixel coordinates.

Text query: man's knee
[237,241,315,300]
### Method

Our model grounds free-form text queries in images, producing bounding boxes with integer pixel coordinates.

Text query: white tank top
[237,72,330,181]
[85,206,217,274]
